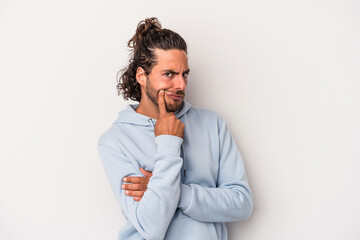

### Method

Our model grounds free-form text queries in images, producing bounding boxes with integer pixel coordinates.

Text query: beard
[145,77,184,112]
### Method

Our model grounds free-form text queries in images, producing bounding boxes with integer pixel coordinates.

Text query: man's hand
[122,168,152,201]
[154,90,185,138]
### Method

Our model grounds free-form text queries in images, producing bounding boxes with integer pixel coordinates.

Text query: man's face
[145,49,189,112]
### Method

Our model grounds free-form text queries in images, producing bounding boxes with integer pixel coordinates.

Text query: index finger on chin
[158,90,168,117]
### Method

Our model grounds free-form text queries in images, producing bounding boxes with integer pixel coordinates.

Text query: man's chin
[165,101,183,112]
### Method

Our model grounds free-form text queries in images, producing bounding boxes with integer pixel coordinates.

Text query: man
[98,17,253,240]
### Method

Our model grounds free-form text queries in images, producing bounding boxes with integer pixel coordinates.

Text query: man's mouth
[166,92,185,101]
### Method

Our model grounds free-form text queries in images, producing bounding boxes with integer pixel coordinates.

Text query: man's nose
[174,75,187,90]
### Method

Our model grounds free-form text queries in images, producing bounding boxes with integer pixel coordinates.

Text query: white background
[1,0,359,239]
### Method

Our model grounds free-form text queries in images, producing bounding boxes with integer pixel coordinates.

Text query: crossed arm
[123,115,253,223]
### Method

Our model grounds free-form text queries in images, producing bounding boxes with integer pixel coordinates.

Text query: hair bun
[128,17,162,49]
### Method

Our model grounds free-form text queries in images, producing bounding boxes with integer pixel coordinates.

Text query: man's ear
[136,67,147,86]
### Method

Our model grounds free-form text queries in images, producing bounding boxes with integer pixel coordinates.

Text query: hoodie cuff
[178,183,192,210]
[155,135,183,156]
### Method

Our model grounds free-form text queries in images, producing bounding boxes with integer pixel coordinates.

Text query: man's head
[117,17,189,112]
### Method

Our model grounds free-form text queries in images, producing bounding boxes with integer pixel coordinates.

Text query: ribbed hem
[155,135,183,156]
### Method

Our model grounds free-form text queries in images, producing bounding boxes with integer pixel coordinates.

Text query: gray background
[1,0,359,239]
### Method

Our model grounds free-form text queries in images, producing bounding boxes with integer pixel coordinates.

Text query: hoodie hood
[113,100,192,126]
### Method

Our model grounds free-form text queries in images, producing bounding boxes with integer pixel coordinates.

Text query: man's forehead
[153,49,188,69]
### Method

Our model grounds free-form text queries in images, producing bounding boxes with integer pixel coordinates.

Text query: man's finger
[140,167,153,177]
[123,176,149,184]
[124,190,145,197]
[122,183,147,191]
[158,90,168,117]
[133,196,142,201]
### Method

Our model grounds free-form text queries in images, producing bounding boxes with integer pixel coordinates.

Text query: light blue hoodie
[98,101,253,240]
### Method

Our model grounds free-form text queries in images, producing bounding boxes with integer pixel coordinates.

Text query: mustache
[165,90,185,97]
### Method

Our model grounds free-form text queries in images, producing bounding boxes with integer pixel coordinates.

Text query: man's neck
[135,98,160,120]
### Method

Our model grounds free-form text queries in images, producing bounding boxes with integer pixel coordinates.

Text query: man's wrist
[155,135,183,157]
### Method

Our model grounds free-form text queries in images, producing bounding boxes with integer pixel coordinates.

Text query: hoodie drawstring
[181,145,186,177]
[148,118,155,127]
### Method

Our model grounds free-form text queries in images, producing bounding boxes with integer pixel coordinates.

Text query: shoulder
[98,104,143,147]
[188,106,224,121]
[97,123,127,151]
[187,106,217,119]
[184,106,225,129]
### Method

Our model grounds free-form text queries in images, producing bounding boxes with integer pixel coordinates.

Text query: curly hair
[117,17,187,102]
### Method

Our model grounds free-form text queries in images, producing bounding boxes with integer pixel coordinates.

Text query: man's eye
[164,72,172,77]
[183,72,189,78]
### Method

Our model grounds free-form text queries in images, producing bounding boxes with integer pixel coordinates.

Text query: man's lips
[166,92,185,100]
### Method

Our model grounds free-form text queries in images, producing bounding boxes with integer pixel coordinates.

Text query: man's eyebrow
[162,69,190,74]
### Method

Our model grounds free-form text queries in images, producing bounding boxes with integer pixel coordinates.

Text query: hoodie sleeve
[177,116,253,222]
[98,134,183,240]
